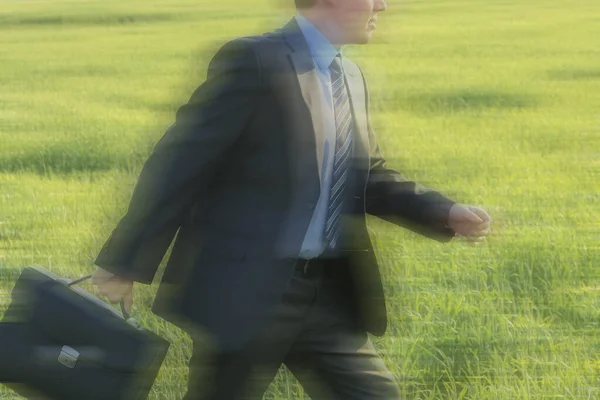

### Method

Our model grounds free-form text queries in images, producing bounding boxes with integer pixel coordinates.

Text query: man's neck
[297,10,343,50]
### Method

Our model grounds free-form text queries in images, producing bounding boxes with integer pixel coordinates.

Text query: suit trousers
[183,257,402,400]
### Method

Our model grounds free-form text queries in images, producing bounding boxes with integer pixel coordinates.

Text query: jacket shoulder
[342,57,365,79]
[221,30,290,68]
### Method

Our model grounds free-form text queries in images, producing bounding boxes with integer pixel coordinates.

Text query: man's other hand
[448,204,492,244]
[91,266,134,313]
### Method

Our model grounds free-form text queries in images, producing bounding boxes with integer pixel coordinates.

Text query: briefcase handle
[66,274,130,320]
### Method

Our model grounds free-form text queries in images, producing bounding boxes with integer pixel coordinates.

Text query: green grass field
[1,0,599,398]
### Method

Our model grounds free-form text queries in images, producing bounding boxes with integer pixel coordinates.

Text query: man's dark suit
[94,17,456,395]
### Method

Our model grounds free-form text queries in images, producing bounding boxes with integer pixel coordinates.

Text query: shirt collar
[294,13,341,73]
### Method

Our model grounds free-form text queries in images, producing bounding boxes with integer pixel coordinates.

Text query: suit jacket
[94,18,456,351]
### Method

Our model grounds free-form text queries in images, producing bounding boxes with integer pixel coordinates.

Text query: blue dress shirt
[294,13,347,259]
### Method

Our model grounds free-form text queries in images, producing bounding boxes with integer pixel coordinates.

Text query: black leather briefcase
[0,265,170,400]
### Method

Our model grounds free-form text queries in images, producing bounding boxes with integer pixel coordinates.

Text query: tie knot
[329,54,342,75]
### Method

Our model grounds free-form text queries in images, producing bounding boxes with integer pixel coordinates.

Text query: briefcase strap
[66,274,130,320]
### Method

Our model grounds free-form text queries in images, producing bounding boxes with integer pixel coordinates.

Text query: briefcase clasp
[58,345,79,368]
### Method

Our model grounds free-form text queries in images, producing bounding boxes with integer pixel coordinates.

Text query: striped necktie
[323,54,354,250]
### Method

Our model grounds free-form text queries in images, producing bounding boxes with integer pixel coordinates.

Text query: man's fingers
[98,279,132,304]
[123,290,133,314]
[456,233,486,243]
[469,206,492,223]
[476,220,491,229]
[464,209,484,224]
[471,226,492,237]
[97,281,113,297]
[107,290,123,303]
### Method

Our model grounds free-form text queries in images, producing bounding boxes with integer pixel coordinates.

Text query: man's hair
[295,0,317,9]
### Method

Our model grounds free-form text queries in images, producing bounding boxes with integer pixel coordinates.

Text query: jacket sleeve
[94,38,263,283]
[359,69,456,242]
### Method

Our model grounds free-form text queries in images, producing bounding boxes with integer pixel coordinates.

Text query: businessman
[92,0,492,398]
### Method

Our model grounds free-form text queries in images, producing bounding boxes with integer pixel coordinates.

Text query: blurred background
[1,0,599,398]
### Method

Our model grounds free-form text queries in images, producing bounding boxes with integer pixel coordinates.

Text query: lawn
[1,0,599,398]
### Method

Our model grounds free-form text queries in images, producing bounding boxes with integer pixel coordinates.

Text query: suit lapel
[287,53,326,183]
[342,59,370,170]
[283,19,326,183]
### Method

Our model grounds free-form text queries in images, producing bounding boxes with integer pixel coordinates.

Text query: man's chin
[353,33,371,45]
[345,32,373,45]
